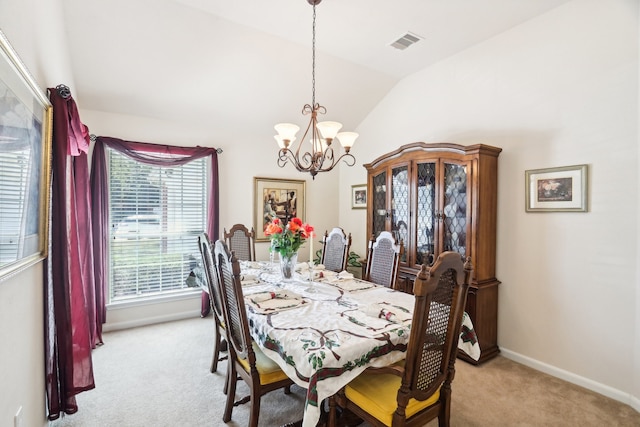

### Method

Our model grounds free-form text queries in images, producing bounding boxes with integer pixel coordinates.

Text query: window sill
[107,288,202,310]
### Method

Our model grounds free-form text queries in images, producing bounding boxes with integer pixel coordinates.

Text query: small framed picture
[351,184,367,209]
[525,164,588,212]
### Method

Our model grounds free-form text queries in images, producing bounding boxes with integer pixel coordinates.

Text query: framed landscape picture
[525,164,588,212]
[254,177,306,241]
[0,30,53,282]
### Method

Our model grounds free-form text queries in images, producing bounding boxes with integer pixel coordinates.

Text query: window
[108,148,207,303]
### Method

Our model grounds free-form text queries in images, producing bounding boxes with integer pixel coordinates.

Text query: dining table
[237,260,480,427]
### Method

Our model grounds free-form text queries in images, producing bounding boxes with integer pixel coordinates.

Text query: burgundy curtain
[90,136,220,317]
[45,87,98,420]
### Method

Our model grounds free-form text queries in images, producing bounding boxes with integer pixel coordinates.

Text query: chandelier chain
[311,3,316,107]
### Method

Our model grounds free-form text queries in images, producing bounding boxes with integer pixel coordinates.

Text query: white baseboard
[632,395,640,413]
[102,309,202,332]
[500,348,639,411]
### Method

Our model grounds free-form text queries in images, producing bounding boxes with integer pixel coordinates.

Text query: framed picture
[525,164,588,212]
[254,177,306,241]
[0,30,53,282]
[351,184,367,209]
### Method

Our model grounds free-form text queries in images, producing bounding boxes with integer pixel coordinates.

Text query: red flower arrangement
[264,217,314,258]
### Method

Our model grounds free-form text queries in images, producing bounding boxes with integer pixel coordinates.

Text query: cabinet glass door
[442,162,468,257]
[390,166,409,263]
[371,171,387,238]
[416,162,436,265]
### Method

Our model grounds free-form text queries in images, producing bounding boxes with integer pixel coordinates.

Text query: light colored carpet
[50,317,640,427]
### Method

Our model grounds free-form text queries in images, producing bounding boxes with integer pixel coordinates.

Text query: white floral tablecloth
[239,261,479,427]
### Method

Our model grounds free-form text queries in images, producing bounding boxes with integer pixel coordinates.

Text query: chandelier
[274,0,358,179]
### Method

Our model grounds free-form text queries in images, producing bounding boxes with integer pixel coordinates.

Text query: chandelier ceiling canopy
[274,0,358,179]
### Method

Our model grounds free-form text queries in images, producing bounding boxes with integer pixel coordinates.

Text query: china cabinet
[364,142,502,364]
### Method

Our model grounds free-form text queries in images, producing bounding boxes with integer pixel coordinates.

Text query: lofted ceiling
[60,0,571,143]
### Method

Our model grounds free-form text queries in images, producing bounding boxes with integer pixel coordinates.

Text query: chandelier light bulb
[274,123,300,141]
[335,132,358,149]
[310,138,328,154]
[316,121,342,140]
[274,135,295,149]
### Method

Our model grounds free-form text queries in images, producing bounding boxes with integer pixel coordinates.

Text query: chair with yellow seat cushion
[329,251,472,427]
[237,341,291,386]
[213,240,295,427]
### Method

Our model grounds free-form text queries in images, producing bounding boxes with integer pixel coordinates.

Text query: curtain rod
[88,134,223,153]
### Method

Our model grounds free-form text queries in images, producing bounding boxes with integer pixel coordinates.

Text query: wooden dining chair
[363,231,404,289]
[213,240,295,427]
[329,252,473,427]
[197,233,228,376]
[321,227,352,272]
[223,224,256,261]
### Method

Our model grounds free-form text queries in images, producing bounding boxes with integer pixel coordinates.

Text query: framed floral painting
[525,164,588,212]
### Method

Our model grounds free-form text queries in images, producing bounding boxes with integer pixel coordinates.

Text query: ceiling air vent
[389,32,422,51]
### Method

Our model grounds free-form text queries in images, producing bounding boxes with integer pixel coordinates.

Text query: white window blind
[0,146,31,264]
[108,148,207,303]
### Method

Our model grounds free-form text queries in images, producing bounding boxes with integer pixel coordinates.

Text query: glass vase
[279,252,298,282]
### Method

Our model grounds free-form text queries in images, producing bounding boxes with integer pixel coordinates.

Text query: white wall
[0,0,74,426]
[341,0,639,409]
[0,267,46,427]
[635,0,640,407]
